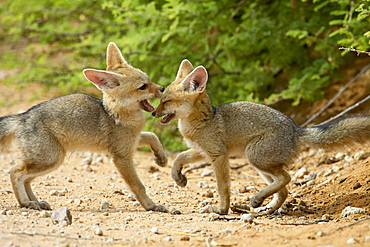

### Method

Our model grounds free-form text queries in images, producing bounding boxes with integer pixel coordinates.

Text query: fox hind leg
[250,168,290,214]
[10,165,52,210]
[10,139,65,210]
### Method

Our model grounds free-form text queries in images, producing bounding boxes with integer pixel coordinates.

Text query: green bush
[0,0,369,151]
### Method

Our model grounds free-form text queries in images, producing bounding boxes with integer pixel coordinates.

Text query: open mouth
[140,100,155,112]
[160,113,175,124]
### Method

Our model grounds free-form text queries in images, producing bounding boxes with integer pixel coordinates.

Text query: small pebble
[354,151,370,161]
[94,228,103,236]
[180,236,190,241]
[341,206,366,217]
[199,205,214,213]
[201,169,214,177]
[198,181,209,189]
[240,214,254,223]
[347,238,357,244]
[151,227,159,234]
[100,200,110,210]
[164,236,172,241]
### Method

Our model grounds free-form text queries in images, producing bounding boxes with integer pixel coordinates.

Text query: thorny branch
[339,47,370,56]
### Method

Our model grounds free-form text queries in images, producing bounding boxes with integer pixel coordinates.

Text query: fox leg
[138,132,167,167]
[250,168,290,214]
[10,136,65,210]
[10,163,55,210]
[112,154,168,212]
[210,154,231,215]
[172,149,204,187]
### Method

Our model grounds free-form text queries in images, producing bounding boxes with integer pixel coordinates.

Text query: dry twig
[339,47,370,56]
[301,63,370,127]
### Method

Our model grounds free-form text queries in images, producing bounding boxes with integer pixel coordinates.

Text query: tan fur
[0,42,168,212]
[153,59,370,215]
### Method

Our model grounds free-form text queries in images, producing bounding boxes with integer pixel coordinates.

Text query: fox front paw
[39,200,52,210]
[213,206,229,215]
[154,153,167,167]
[149,204,169,213]
[250,196,264,208]
[173,173,187,187]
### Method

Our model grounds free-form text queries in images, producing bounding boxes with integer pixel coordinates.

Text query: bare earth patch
[0,82,369,247]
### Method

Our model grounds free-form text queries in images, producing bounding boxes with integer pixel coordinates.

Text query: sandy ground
[0,80,369,247]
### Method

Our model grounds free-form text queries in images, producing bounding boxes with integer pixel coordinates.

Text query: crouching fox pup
[1,42,168,212]
[153,59,370,215]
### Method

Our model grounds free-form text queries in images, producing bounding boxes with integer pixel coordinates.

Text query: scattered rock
[202,190,214,198]
[199,205,214,213]
[50,189,67,196]
[51,207,72,226]
[151,227,159,234]
[341,206,366,217]
[100,200,110,210]
[346,238,358,244]
[39,211,52,218]
[321,214,331,221]
[354,151,370,161]
[94,227,103,236]
[198,181,209,189]
[82,157,92,165]
[240,214,254,223]
[180,236,190,241]
[335,153,346,160]
[164,236,172,241]
[294,167,308,179]
[352,182,362,190]
[201,169,214,177]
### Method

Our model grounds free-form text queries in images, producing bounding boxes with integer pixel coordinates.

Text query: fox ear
[175,59,194,81]
[181,66,208,93]
[83,69,120,91]
[106,42,129,69]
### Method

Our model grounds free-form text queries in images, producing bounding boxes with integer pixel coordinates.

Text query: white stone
[341,206,366,217]
[240,214,254,223]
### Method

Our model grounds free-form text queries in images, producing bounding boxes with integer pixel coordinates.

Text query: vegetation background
[0,0,369,150]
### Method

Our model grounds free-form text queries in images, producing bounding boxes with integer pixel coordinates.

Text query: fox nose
[152,111,157,117]
[159,86,164,92]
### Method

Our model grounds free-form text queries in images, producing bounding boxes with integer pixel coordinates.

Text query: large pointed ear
[175,59,194,81]
[180,66,208,93]
[106,42,129,69]
[83,69,120,91]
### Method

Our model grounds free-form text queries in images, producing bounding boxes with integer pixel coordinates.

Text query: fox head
[152,59,209,124]
[83,42,164,112]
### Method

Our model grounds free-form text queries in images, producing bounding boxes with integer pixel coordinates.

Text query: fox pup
[153,59,370,215]
[1,42,168,212]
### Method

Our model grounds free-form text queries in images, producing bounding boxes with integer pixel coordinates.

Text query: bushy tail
[298,115,370,152]
[0,116,18,152]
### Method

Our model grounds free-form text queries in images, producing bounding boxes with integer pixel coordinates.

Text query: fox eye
[138,84,148,90]
[163,100,171,104]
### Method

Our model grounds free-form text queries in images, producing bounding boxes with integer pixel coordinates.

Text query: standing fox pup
[153,59,370,215]
[0,42,168,212]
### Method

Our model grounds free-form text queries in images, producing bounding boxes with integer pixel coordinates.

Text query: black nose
[159,86,164,92]
[152,112,156,117]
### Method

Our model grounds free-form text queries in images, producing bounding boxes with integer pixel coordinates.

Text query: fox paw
[173,173,187,187]
[150,204,169,213]
[39,200,52,210]
[23,201,41,210]
[250,196,264,208]
[154,153,167,167]
[213,206,229,215]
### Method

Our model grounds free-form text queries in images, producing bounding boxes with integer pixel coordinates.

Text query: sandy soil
[0,73,369,247]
